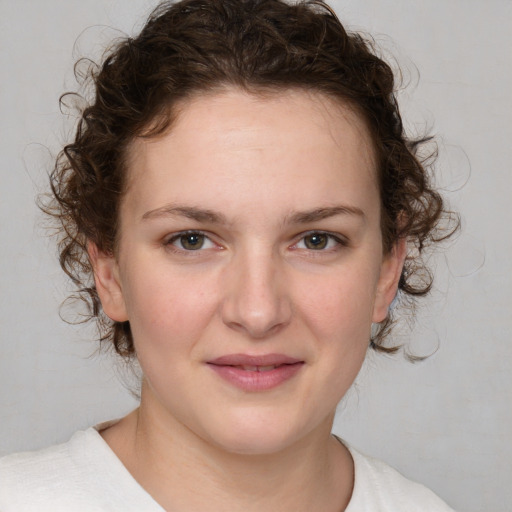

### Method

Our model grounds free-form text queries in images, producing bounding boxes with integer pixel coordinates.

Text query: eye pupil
[305,233,328,250]
[181,233,204,250]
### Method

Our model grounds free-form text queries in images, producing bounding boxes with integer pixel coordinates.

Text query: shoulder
[0,429,89,486]
[0,429,99,511]
[345,444,455,512]
[0,427,162,512]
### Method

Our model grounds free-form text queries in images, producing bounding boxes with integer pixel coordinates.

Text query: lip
[207,353,304,392]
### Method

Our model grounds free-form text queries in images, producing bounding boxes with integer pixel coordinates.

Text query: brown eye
[178,233,205,250]
[166,231,218,253]
[304,233,329,250]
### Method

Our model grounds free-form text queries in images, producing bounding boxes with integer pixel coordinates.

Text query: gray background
[1,1,511,511]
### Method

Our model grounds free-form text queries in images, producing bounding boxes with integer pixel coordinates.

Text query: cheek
[294,264,380,394]
[121,263,220,354]
[287,270,376,417]
[295,265,379,342]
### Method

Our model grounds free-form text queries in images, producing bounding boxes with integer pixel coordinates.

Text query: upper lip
[207,353,303,366]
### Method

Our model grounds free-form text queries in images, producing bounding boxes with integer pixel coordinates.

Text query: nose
[220,247,292,339]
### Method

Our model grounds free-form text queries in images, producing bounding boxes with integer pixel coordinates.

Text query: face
[92,88,404,455]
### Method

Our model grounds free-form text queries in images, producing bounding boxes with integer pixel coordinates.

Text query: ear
[87,241,128,322]
[372,237,407,323]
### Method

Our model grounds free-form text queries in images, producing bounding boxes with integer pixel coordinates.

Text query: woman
[0,0,456,510]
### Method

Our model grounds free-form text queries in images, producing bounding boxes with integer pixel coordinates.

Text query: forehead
[127,88,375,168]
[122,88,378,221]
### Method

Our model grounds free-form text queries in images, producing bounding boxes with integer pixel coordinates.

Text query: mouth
[231,365,285,372]
[206,354,304,391]
[208,353,302,366]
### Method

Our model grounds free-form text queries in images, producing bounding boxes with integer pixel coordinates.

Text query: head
[49,0,451,359]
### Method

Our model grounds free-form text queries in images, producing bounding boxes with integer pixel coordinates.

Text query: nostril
[223,312,291,339]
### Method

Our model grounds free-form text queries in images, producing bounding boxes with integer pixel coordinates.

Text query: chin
[201,408,309,456]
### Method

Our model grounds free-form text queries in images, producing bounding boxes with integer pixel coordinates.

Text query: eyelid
[164,230,221,252]
[162,229,348,253]
[291,230,349,250]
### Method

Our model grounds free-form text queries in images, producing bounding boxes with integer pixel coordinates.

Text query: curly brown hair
[46,0,456,358]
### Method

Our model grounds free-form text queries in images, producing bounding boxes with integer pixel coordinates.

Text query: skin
[89,88,406,511]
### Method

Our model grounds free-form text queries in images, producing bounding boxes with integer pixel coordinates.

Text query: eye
[166,231,216,251]
[294,232,345,251]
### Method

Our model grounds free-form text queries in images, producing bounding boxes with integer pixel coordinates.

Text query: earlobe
[372,237,407,323]
[87,241,128,322]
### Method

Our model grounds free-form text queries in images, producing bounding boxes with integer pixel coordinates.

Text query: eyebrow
[142,204,227,224]
[142,203,365,225]
[286,205,366,224]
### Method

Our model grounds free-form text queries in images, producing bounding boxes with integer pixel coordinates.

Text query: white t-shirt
[0,426,455,511]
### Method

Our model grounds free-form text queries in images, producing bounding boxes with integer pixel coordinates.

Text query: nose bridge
[221,242,291,338]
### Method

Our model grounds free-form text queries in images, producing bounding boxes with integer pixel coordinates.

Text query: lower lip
[207,363,304,391]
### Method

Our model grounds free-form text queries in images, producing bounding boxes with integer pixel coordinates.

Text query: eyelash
[163,230,348,254]
[164,230,218,253]
[292,231,348,252]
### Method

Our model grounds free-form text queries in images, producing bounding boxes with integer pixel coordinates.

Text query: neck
[101,387,354,512]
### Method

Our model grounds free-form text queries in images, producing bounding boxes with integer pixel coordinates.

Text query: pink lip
[207,353,304,392]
